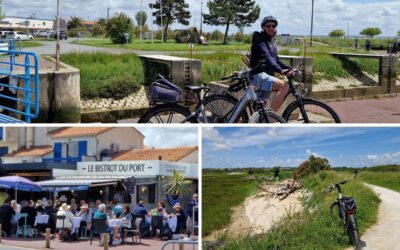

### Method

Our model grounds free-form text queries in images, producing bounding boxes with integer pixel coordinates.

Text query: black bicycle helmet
[261,16,278,28]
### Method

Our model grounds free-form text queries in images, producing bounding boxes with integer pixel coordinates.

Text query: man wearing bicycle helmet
[250,16,293,111]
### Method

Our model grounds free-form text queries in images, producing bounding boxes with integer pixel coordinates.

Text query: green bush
[99,76,141,99]
[106,12,134,44]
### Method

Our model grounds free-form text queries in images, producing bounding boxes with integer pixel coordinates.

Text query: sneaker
[112,239,121,245]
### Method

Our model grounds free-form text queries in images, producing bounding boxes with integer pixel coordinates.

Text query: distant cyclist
[250,16,293,112]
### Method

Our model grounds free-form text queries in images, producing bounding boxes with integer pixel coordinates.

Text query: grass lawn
[221,171,380,250]
[19,41,43,48]
[359,165,400,192]
[72,38,251,51]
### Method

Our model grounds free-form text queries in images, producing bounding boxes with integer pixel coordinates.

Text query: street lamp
[200,2,203,35]
[160,0,164,43]
[310,0,314,47]
[140,0,143,41]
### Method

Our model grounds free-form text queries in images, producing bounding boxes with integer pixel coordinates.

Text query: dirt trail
[204,189,302,241]
[358,184,400,250]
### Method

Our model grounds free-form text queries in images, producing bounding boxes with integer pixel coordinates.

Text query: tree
[360,27,382,38]
[106,13,134,44]
[295,155,331,179]
[211,29,224,41]
[397,30,400,37]
[162,169,191,196]
[135,11,147,26]
[149,0,191,42]
[68,16,83,29]
[329,29,345,38]
[204,0,260,44]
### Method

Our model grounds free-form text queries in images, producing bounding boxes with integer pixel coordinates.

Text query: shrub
[295,155,331,179]
[211,29,224,41]
[233,31,245,43]
[99,76,141,99]
[106,12,134,44]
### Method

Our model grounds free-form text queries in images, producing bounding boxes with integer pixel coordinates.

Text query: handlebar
[328,180,351,192]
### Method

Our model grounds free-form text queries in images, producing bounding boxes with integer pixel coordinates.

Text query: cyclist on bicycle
[250,16,293,112]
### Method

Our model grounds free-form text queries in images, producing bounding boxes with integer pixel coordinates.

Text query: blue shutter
[78,141,87,161]
[0,127,3,140]
[54,143,62,163]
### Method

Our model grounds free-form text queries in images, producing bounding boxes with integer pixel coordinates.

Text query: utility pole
[347,22,350,39]
[310,0,314,47]
[160,0,164,43]
[107,7,110,19]
[151,1,154,44]
[56,0,60,71]
[140,0,143,41]
[200,2,203,35]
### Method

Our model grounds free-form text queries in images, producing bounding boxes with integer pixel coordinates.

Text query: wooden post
[45,228,51,248]
[179,242,184,250]
[103,233,109,250]
[0,223,2,243]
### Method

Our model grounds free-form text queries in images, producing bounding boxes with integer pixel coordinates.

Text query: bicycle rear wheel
[138,104,192,123]
[200,94,249,123]
[250,109,286,123]
[283,98,341,123]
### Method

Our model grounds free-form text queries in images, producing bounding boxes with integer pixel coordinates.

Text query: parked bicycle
[208,63,341,123]
[138,72,284,123]
[328,180,360,249]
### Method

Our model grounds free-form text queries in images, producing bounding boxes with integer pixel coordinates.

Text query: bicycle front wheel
[347,214,360,248]
[200,94,249,123]
[283,98,341,123]
[250,109,286,123]
[138,104,192,123]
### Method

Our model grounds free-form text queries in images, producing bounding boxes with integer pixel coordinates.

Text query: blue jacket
[250,31,291,75]
[133,204,148,216]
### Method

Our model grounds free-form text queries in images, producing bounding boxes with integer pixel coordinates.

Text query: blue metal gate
[0,39,39,123]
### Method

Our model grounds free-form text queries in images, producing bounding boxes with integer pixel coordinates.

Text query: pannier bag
[151,81,182,103]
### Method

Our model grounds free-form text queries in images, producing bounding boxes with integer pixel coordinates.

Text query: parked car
[37,30,54,38]
[53,31,67,40]
[6,31,33,41]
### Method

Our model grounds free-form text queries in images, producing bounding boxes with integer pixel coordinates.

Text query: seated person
[36,200,45,214]
[20,200,37,230]
[133,200,148,216]
[56,203,74,236]
[77,203,92,235]
[94,204,120,245]
[118,205,132,228]
[0,197,15,236]
[173,203,186,233]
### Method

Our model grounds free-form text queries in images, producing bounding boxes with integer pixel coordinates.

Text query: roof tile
[112,146,198,162]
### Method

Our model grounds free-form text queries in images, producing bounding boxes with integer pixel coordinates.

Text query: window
[43,22,46,26]
[137,184,156,204]
[0,127,3,140]
[66,142,79,158]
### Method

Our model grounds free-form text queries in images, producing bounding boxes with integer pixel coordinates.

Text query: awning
[36,178,123,192]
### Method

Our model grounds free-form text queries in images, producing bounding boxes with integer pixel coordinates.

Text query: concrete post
[389,55,397,94]
[45,228,51,248]
[103,233,109,250]
[53,70,81,122]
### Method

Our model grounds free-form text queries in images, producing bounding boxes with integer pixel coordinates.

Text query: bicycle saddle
[184,85,209,92]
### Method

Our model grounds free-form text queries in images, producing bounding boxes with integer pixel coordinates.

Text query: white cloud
[137,127,197,148]
[3,0,399,36]
[202,127,230,151]
[366,151,400,163]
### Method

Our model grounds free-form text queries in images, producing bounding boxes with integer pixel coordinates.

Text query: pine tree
[203,0,260,44]
[149,0,191,42]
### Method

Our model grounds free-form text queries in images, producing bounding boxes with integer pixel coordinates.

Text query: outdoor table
[167,216,177,232]
[108,218,123,228]
[72,217,82,233]
[34,214,49,226]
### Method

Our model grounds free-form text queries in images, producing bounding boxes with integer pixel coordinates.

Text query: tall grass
[202,172,256,237]
[359,165,400,192]
[224,171,380,250]
[61,52,144,99]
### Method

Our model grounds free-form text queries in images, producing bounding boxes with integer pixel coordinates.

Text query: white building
[0,16,54,31]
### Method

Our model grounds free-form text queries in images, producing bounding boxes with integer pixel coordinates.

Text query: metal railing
[0,48,39,123]
[160,240,198,250]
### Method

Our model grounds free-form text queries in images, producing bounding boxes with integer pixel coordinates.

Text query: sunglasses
[265,25,276,29]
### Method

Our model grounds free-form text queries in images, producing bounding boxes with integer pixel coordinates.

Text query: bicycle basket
[150,82,182,103]
[341,196,356,211]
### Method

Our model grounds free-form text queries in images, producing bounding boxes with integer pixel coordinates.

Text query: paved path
[360,184,400,250]
[328,95,400,123]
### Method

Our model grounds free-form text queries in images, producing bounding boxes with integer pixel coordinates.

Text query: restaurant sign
[77,161,160,176]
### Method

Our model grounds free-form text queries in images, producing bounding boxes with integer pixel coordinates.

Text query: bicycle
[209,64,341,123]
[328,180,360,249]
[138,72,284,123]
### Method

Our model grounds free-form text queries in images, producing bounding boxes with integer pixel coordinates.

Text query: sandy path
[359,184,400,250]
[204,189,302,241]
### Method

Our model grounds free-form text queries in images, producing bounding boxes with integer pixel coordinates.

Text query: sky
[202,127,400,169]
[137,127,198,148]
[3,0,399,36]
